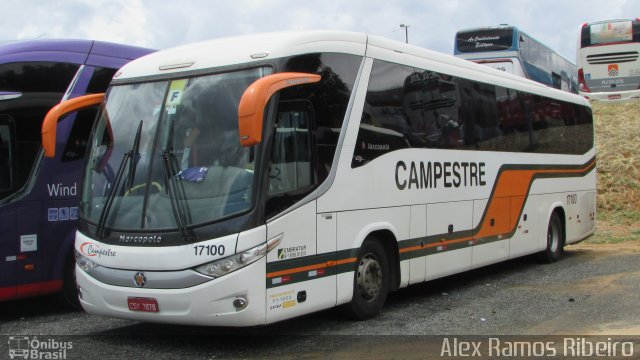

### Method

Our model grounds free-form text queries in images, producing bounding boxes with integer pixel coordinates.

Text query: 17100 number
[194,244,226,256]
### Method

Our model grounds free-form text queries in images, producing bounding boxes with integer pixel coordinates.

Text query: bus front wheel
[345,239,390,320]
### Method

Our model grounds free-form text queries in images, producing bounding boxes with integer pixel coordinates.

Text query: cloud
[1,0,639,62]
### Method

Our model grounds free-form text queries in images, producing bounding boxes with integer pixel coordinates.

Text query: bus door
[0,115,18,298]
[38,64,115,293]
[39,107,97,283]
[265,100,336,322]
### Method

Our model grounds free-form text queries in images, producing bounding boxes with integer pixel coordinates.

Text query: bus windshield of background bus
[588,21,634,45]
[456,29,514,52]
[81,67,269,232]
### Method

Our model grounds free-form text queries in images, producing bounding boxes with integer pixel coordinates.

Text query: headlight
[195,242,267,278]
[75,250,100,272]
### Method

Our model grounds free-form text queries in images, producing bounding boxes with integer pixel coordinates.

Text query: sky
[1,0,639,62]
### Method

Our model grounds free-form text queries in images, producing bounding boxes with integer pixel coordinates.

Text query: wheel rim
[548,218,560,253]
[356,253,383,302]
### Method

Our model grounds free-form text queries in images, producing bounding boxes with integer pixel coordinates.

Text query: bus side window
[0,61,79,199]
[61,108,99,162]
[0,117,15,195]
[266,100,316,217]
[63,66,118,163]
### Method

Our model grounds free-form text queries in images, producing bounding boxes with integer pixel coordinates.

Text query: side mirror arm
[237,72,321,147]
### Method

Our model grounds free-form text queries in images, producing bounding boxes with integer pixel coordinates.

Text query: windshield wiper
[160,149,195,241]
[95,120,143,238]
[125,121,143,189]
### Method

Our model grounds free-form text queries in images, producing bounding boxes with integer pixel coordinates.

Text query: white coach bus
[577,19,640,101]
[43,31,596,326]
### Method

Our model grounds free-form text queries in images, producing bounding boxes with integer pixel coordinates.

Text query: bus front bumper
[76,258,267,327]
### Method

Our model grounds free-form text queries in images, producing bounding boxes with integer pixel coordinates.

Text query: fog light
[233,296,248,310]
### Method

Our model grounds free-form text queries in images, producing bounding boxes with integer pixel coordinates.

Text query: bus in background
[0,39,153,306]
[44,31,595,326]
[455,25,578,94]
[577,19,640,102]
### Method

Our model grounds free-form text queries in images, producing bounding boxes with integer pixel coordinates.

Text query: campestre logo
[80,242,116,258]
[8,336,72,359]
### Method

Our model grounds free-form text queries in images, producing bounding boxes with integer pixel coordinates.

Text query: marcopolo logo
[118,234,163,244]
[8,336,73,359]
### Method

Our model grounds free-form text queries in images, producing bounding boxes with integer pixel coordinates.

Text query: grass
[588,101,640,244]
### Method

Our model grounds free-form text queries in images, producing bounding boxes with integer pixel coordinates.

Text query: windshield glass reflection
[81,67,269,232]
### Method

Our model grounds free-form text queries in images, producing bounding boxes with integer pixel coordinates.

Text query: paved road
[1,241,639,359]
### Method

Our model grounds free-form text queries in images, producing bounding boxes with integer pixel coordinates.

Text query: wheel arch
[361,229,401,292]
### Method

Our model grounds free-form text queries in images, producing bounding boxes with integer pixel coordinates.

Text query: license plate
[127,297,159,312]
[608,94,621,100]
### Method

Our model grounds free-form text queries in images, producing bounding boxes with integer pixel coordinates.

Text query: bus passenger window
[0,121,14,194]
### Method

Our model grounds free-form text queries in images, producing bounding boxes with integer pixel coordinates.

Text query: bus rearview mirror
[237,72,321,147]
[42,93,104,158]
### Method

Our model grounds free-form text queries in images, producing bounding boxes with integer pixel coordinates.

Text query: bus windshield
[81,67,269,232]
[455,28,514,53]
[581,20,640,47]
[588,20,633,45]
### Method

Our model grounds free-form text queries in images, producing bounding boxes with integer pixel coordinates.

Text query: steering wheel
[124,181,162,196]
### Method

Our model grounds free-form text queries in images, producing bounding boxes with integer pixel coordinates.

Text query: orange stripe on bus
[400,159,595,255]
[475,160,595,241]
[267,257,357,278]
[270,159,595,274]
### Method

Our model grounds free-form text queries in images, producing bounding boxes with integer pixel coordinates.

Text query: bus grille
[586,51,639,64]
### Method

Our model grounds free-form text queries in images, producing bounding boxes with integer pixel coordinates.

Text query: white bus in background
[455,25,578,94]
[577,19,640,101]
[43,31,596,326]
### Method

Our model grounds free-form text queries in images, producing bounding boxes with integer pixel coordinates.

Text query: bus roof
[455,24,517,33]
[0,39,154,65]
[114,30,588,107]
[115,31,368,80]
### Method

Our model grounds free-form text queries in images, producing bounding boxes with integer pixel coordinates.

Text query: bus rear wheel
[345,240,389,320]
[539,211,564,263]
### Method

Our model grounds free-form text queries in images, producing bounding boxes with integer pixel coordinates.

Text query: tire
[60,253,81,309]
[345,240,390,320]
[539,211,564,263]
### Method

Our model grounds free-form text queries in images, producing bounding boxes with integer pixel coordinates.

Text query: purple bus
[0,39,153,306]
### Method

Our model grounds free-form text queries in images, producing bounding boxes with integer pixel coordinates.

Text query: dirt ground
[533,240,640,335]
